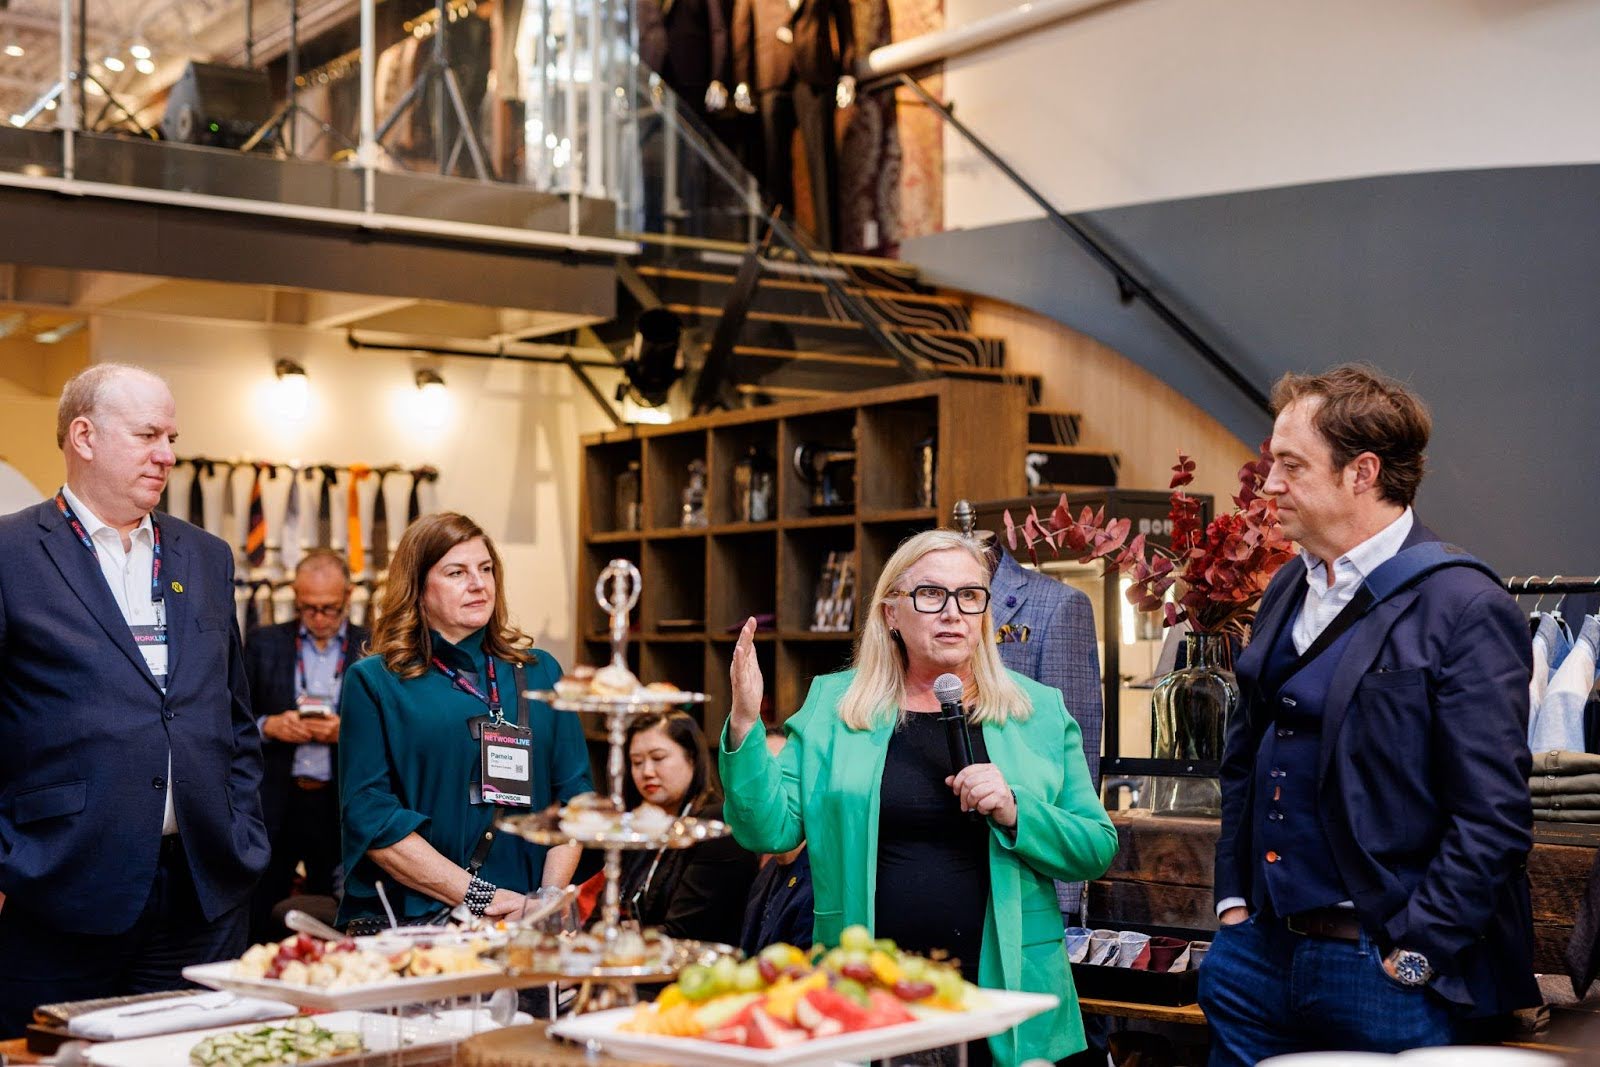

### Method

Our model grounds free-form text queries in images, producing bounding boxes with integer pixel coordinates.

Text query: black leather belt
[1284,908,1362,942]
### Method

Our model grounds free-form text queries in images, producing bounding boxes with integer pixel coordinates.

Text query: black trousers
[250,780,341,942]
[759,83,837,251]
[0,836,248,1038]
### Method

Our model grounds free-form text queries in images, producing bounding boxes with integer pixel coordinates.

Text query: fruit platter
[549,927,1059,1066]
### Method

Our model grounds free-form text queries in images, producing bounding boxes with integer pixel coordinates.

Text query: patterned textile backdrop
[837,0,944,253]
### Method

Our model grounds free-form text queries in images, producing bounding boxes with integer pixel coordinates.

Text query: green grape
[833,977,870,1006]
[839,924,872,952]
[710,956,739,992]
[872,938,898,955]
[899,956,927,981]
[734,959,764,992]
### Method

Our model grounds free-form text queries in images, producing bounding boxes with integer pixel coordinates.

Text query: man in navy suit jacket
[1200,365,1537,1063]
[0,364,268,1036]
[245,549,368,940]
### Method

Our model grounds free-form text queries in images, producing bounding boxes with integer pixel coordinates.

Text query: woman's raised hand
[728,616,764,747]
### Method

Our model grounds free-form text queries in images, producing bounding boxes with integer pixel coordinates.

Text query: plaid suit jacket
[992,550,1104,919]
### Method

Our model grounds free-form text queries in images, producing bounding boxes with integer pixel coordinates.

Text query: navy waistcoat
[1251,609,1357,916]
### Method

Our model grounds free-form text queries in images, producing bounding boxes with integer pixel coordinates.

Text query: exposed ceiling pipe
[860,0,1130,82]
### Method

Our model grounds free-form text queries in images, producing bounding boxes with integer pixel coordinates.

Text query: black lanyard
[432,649,503,720]
[296,629,350,696]
[55,491,163,607]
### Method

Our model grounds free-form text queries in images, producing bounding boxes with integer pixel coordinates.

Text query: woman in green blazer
[721,529,1117,1066]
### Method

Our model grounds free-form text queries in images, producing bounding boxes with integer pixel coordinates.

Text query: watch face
[1394,951,1431,986]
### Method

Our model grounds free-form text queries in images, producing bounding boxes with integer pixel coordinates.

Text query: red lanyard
[55,491,163,606]
[431,649,502,715]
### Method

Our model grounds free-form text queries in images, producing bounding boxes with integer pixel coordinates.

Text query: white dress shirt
[1290,508,1414,655]
[60,484,177,836]
[1217,506,1413,917]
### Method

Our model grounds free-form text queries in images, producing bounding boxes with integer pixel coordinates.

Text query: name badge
[477,720,533,807]
[776,25,794,43]
[130,623,169,690]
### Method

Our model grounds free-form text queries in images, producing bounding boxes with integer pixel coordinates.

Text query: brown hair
[1270,364,1431,507]
[622,710,717,813]
[367,512,531,679]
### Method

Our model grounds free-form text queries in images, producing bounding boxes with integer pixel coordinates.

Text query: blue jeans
[1198,913,1457,1066]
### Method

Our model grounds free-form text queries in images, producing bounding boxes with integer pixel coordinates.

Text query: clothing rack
[297,47,362,89]
[1506,576,1600,596]
[292,0,477,90]
[178,457,438,479]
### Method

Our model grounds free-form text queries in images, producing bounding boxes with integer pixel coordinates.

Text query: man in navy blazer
[1201,365,1537,1062]
[246,549,368,940]
[0,364,268,1035]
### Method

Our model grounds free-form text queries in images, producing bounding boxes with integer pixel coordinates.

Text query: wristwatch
[1387,948,1433,987]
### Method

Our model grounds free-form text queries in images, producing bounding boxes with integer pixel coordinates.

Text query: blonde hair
[838,529,1032,731]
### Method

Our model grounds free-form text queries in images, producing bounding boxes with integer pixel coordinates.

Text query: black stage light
[618,307,683,408]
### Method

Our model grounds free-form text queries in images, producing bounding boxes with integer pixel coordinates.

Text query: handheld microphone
[933,672,976,775]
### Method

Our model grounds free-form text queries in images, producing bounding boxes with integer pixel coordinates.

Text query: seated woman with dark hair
[613,710,757,947]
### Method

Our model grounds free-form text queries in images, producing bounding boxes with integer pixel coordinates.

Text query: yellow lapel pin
[170,581,184,593]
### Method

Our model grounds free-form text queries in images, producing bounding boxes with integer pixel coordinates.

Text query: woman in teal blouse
[721,529,1117,1066]
[337,512,592,928]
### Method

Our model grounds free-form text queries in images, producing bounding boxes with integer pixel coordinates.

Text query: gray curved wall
[904,164,1600,576]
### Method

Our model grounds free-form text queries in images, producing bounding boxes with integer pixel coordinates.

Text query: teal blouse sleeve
[338,662,429,864]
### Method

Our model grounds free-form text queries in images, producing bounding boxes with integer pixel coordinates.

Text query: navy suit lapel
[1238,569,1306,693]
[37,505,162,692]
[989,553,1028,630]
[1317,588,1420,782]
[160,520,190,690]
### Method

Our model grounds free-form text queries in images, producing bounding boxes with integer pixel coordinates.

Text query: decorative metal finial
[596,559,641,667]
[952,499,976,536]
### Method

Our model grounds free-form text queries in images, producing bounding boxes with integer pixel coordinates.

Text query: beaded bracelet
[464,875,498,917]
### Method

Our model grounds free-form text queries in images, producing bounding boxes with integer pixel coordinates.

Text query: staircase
[616,234,1122,491]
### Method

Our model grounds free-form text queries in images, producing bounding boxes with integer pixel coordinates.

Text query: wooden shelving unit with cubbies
[575,379,1029,745]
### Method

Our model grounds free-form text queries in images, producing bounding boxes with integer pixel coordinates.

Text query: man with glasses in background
[246,549,369,939]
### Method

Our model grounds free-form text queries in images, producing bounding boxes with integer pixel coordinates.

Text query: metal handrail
[891,72,1270,415]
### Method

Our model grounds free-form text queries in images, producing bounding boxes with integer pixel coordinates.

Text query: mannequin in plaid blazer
[990,548,1104,920]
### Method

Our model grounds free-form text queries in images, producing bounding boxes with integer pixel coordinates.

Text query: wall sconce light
[274,359,309,421]
[415,368,448,428]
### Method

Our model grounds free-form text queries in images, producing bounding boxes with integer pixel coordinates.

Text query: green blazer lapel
[829,715,894,936]
[978,719,1028,996]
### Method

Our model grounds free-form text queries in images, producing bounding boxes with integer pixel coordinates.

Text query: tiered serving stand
[494,558,733,1008]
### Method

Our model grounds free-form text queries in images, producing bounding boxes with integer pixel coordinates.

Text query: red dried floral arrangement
[1004,440,1297,639]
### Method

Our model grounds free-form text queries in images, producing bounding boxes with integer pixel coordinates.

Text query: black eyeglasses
[295,603,346,618]
[889,585,991,614]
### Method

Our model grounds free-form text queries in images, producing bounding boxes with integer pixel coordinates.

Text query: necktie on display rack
[245,464,268,568]
[189,460,209,529]
[348,464,371,576]
[408,467,439,524]
[370,470,390,573]
[280,470,303,573]
[317,465,337,548]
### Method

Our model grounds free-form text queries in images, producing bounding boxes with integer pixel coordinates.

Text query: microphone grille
[932,673,965,705]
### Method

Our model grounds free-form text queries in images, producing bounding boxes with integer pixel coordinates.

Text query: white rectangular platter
[83,1008,517,1067]
[182,962,524,1013]
[548,989,1059,1066]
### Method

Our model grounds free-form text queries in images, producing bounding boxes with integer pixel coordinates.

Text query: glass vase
[1148,630,1238,817]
